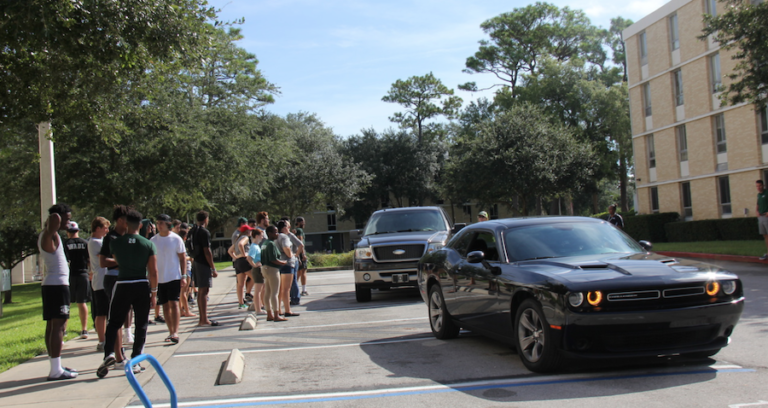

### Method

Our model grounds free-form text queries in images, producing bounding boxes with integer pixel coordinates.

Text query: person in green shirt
[97,209,158,378]
[757,180,768,260]
[261,225,286,322]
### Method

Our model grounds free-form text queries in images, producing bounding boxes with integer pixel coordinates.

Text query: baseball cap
[478,211,489,218]
[66,221,80,232]
[237,217,248,226]
[239,224,255,233]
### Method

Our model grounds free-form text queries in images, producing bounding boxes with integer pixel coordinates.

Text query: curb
[656,251,768,264]
[307,266,351,272]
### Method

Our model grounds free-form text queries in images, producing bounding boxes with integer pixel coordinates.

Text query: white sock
[302,285,306,292]
[49,356,63,377]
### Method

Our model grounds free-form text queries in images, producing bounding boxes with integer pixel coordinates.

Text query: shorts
[69,272,92,303]
[157,280,181,305]
[250,266,264,284]
[279,264,294,275]
[42,285,70,320]
[104,274,118,302]
[92,289,109,317]
[193,262,213,288]
[234,257,251,274]
[759,216,768,235]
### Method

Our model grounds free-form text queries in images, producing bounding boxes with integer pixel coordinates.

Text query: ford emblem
[393,249,406,255]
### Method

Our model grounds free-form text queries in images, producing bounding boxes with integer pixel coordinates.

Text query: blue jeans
[290,262,300,304]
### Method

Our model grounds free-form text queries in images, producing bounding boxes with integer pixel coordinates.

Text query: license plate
[392,273,409,283]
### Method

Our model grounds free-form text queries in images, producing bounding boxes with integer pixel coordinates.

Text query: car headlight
[721,280,737,295]
[587,291,603,306]
[706,281,720,296]
[427,242,445,253]
[567,292,584,307]
[355,246,373,260]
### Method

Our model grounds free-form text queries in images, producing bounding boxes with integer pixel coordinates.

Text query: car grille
[602,325,720,353]
[373,244,425,262]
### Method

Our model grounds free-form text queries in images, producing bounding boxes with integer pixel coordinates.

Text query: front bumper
[559,297,744,358]
[354,260,418,288]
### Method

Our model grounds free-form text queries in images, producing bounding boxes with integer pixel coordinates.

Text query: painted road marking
[127,365,755,408]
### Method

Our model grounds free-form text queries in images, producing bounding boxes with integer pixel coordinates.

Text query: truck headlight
[355,246,373,260]
[427,242,444,253]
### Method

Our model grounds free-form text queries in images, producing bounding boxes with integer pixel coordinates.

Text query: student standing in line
[150,214,186,343]
[64,221,91,339]
[88,216,111,351]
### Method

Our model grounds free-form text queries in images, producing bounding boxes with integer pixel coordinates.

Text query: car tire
[355,284,371,302]
[428,285,460,339]
[514,299,562,373]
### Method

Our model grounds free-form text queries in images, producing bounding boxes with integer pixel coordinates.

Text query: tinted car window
[447,228,474,258]
[468,231,499,261]
[504,221,645,261]
[363,210,447,236]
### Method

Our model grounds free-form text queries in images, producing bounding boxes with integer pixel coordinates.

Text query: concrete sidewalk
[0,269,238,408]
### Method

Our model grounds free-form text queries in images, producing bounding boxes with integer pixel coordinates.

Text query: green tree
[382,73,462,142]
[702,1,768,109]
[0,222,39,305]
[444,104,596,215]
[460,2,604,100]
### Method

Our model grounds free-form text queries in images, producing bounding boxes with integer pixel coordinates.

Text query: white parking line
[249,317,427,332]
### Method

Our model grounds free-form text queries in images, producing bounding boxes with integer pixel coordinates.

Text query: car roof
[371,206,444,214]
[463,216,604,232]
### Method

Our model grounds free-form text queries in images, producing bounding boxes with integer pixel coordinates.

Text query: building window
[380,196,389,208]
[326,205,337,231]
[676,125,688,162]
[648,134,656,168]
[760,106,768,145]
[355,219,364,229]
[710,53,721,93]
[490,203,499,220]
[643,83,652,117]
[706,0,718,16]
[650,187,660,213]
[462,204,472,219]
[639,32,648,66]
[673,70,684,106]
[681,182,693,220]
[669,14,680,51]
[714,114,727,153]
[718,176,732,215]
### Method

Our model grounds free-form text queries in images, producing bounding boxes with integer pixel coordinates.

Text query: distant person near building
[477,211,489,222]
[64,221,91,339]
[295,217,309,296]
[757,180,768,260]
[607,204,624,230]
[40,203,78,381]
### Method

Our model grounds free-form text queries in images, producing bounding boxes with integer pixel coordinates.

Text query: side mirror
[638,240,653,251]
[467,250,484,263]
[452,223,466,234]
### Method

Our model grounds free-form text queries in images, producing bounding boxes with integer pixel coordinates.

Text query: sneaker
[97,354,116,378]
[132,363,146,374]
[760,253,767,261]
[154,315,166,323]
[79,330,88,339]
[96,342,105,352]
[244,293,253,301]
[114,360,125,370]
[47,370,78,381]
[124,330,135,345]
[238,304,247,309]
[301,291,308,296]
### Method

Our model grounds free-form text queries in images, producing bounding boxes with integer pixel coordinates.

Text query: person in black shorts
[190,210,219,326]
[64,221,91,339]
[97,209,159,377]
[99,205,131,363]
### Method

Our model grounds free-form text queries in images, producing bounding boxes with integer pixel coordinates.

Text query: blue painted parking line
[130,365,755,408]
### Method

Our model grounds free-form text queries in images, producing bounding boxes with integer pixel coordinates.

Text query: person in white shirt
[88,216,111,352]
[150,214,186,343]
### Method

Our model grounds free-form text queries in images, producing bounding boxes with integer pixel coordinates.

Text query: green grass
[214,261,232,271]
[0,283,91,374]
[652,240,767,257]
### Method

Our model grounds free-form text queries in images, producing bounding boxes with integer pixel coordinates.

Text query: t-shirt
[607,213,624,229]
[247,241,261,263]
[758,190,768,215]
[39,231,69,286]
[109,234,156,281]
[277,233,302,268]
[88,237,107,291]
[190,225,212,267]
[150,232,186,283]
[100,229,123,276]
[64,237,90,273]
[295,227,305,241]
[261,239,282,268]
[233,235,250,257]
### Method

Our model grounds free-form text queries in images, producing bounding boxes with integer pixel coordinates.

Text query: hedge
[665,217,762,242]
[622,212,680,243]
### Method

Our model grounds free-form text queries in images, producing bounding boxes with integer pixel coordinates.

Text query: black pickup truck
[353,206,464,302]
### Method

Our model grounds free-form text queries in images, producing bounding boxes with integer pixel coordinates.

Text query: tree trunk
[619,156,629,211]
[3,289,11,304]
[535,196,542,215]
[592,193,599,215]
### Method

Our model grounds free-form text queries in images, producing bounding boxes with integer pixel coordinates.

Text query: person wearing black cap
[64,221,91,339]
[150,214,186,343]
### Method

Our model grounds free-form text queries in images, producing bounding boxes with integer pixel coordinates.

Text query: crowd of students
[38,204,309,381]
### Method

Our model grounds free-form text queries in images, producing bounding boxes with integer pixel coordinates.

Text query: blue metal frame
[125,354,178,408]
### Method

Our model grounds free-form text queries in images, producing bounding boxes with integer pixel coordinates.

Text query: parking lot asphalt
[2,259,767,408]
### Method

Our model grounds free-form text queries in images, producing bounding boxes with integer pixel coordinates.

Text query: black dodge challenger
[416,217,744,373]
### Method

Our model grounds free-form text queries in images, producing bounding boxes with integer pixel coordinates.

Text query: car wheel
[514,299,562,373]
[355,284,371,302]
[428,285,460,339]
[682,349,721,359]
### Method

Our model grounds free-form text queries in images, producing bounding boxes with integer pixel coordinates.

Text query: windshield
[363,210,447,236]
[504,221,645,262]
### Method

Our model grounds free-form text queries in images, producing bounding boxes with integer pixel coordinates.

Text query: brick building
[623,0,768,220]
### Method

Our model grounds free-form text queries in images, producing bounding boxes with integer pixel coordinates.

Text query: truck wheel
[355,284,371,302]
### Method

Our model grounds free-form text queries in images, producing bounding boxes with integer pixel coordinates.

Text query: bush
[623,212,679,243]
[307,251,353,268]
[665,217,762,242]
[592,210,636,221]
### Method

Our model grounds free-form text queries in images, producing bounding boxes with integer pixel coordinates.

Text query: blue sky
[209,0,669,137]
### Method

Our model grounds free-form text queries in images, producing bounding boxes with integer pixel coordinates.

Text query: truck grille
[373,244,425,262]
